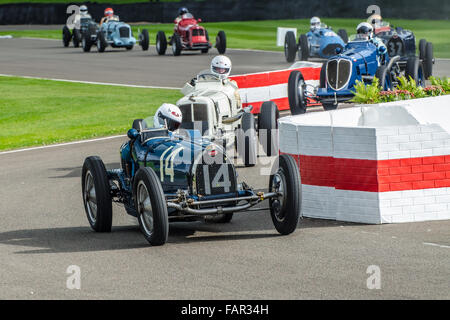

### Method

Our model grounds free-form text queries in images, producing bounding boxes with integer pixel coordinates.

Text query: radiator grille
[327,59,351,91]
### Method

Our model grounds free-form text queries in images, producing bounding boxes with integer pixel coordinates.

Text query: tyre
[322,103,338,111]
[258,101,279,157]
[82,34,92,52]
[126,45,133,50]
[81,156,113,232]
[338,29,348,44]
[97,31,107,53]
[62,26,71,47]
[284,31,297,63]
[133,167,169,246]
[139,29,149,51]
[216,30,226,54]
[156,31,167,55]
[423,42,434,79]
[172,33,182,56]
[298,34,309,61]
[216,31,227,54]
[418,39,427,60]
[269,154,301,235]
[132,119,144,132]
[238,112,257,167]
[406,56,425,87]
[375,65,392,90]
[319,63,326,88]
[204,213,233,223]
[73,29,81,47]
[288,70,307,115]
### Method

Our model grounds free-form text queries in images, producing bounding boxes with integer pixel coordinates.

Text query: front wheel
[258,101,279,157]
[81,156,113,232]
[406,56,425,87]
[139,29,149,51]
[133,167,169,246]
[269,154,301,235]
[284,31,297,63]
[156,31,167,55]
[97,32,107,53]
[216,30,226,54]
[73,29,81,47]
[298,34,309,61]
[423,42,434,79]
[375,65,392,90]
[172,33,182,56]
[82,34,92,52]
[288,70,307,115]
[62,26,71,47]
[238,112,258,167]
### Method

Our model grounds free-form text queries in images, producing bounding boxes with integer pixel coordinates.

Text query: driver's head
[104,8,114,17]
[310,17,321,31]
[80,5,88,15]
[154,103,182,131]
[356,22,374,40]
[178,7,189,16]
[367,14,383,28]
[210,55,232,80]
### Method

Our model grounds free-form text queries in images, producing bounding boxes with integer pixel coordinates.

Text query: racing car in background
[81,117,301,246]
[177,72,279,167]
[371,19,434,78]
[284,22,348,62]
[287,33,425,113]
[81,16,149,52]
[62,15,97,48]
[155,13,226,56]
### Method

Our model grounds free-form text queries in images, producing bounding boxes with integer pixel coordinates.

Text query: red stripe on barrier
[282,153,450,192]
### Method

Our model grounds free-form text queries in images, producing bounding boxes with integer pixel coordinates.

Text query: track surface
[0,38,449,299]
[1,38,450,88]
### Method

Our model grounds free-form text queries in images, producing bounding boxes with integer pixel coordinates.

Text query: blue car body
[306,28,346,59]
[99,20,136,48]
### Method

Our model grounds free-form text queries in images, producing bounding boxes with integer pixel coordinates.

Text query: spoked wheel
[156,31,167,55]
[134,167,169,246]
[62,26,72,47]
[288,70,307,115]
[216,30,226,54]
[269,154,301,235]
[139,29,149,51]
[284,31,297,63]
[81,156,112,232]
[172,33,182,56]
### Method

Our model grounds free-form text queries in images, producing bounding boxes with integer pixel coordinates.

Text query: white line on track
[423,242,450,249]
[0,135,126,156]
[0,74,181,90]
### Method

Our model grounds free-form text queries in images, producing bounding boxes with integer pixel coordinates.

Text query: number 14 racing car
[81,117,301,246]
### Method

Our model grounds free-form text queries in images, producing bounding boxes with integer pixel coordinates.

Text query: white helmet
[356,22,374,39]
[154,103,182,131]
[211,55,232,79]
[310,17,321,30]
[80,5,88,14]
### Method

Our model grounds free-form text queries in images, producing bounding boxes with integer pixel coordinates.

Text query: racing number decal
[202,164,231,195]
[159,147,183,183]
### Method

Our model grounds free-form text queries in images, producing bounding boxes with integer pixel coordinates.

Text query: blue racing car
[285,17,348,62]
[287,30,425,113]
[81,116,301,246]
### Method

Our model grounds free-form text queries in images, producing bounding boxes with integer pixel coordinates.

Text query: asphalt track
[0,38,449,299]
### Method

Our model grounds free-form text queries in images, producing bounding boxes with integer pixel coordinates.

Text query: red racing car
[155,13,226,56]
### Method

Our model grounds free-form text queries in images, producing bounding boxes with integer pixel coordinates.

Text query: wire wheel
[137,181,154,236]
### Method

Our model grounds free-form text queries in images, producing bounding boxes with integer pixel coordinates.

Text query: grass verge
[0,76,182,151]
[1,18,450,58]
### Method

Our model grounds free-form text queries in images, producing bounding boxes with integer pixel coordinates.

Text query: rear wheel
[62,26,71,47]
[73,29,81,47]
[156,31,167,55]
[81,156,112,232]
[239,112,257,167]
[269,154,301,235]
[216,30,226,54]
[258,101,279,157]
[172,33,182,56]
[82,34,92,52]
[139,29,149,51]
[284,31,297,63]
[298,34,309,61]
[406,56,425,87]
[134,167,169,246]
[338,29,348,44]
[288,70,307,115]
[423,42,434,79]
[319,63,326,88]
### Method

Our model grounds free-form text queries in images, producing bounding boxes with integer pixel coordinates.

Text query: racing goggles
[105,10,114,16]
[212,66,230,75]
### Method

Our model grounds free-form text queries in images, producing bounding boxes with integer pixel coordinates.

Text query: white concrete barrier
[276,27,297,47]
[280,95,450,224]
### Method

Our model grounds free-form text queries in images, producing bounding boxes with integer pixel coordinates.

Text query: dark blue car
[287,35,425,113]
[285,23,348,62]
[81,117,301,245]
